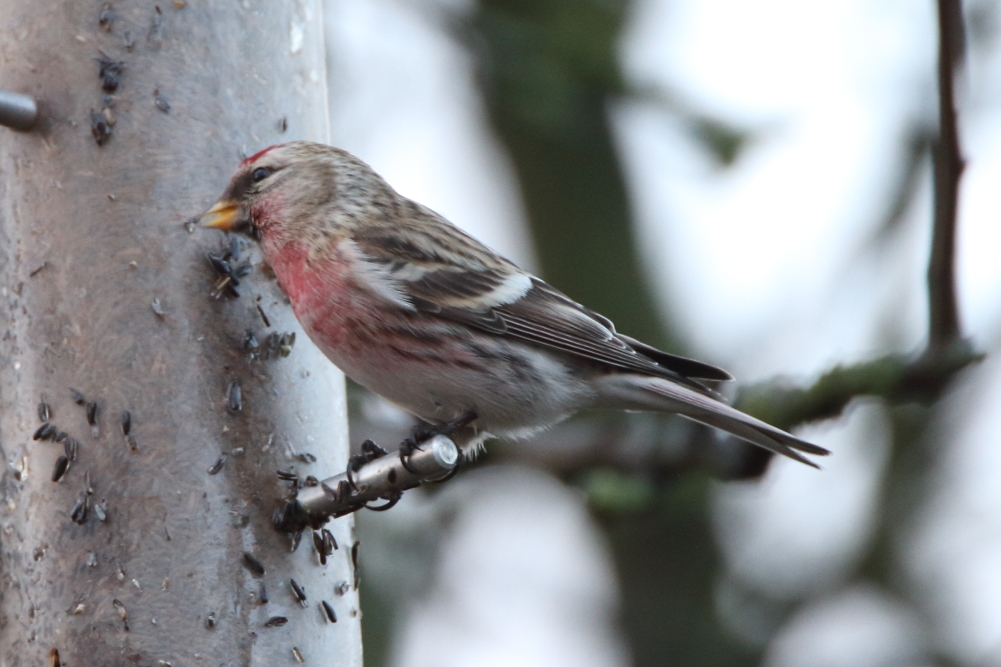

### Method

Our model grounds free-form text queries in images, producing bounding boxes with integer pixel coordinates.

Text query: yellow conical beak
[199,199,240,231]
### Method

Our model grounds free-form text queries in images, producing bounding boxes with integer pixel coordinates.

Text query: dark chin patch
[231,218,260,241]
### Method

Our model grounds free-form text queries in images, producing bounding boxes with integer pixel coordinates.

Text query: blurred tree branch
[929,0,965,349]
[735,344,982,434]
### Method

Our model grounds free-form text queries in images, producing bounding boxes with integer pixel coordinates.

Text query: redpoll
[201,142,828,466]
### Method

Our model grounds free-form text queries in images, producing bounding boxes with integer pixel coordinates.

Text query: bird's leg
[399,411,477,475]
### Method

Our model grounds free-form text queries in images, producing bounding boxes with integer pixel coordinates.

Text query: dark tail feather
[597,374,830,467]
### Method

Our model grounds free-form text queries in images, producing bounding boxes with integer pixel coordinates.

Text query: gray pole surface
[0,2,361,665]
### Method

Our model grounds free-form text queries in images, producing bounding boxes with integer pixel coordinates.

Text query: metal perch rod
[275,434,461,532]
[0,90,38,131]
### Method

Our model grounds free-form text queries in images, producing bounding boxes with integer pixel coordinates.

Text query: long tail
[596,374,830,467]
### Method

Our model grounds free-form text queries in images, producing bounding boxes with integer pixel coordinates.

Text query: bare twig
[928,0,966,349]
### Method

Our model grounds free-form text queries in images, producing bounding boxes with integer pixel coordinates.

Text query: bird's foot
[399,411,477,477]
[346,439,390,491]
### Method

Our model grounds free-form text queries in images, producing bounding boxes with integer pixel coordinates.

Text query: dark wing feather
[492,281,724,394]
[413,273,724,395]
[350,215,731,393]
[616,334,733,381]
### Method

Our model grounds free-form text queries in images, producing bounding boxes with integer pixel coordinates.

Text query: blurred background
[319,0,1001,665]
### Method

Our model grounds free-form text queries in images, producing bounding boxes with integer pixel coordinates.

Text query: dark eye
[252,167,271,183]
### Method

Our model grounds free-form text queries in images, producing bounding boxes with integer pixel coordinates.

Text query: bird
[201,141,828,467]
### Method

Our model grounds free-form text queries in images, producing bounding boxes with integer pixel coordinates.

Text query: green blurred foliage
[598,478,758,667]
[473,0,625,140]
[582,468,655,513]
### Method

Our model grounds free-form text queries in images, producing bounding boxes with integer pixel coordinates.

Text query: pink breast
[264,240,374,355]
